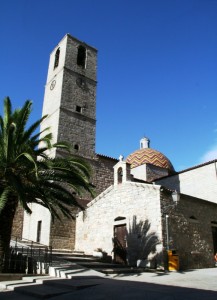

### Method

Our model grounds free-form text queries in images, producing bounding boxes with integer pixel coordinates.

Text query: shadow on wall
[126,216,160,267]
[127,216,160,267]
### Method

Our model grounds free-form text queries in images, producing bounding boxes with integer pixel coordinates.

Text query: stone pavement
[0,265,217,300]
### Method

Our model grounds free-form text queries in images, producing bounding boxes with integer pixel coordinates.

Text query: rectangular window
[36,220,42,243]
[76,105,82,113]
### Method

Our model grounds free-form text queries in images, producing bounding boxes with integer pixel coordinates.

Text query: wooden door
[113,224,127,264]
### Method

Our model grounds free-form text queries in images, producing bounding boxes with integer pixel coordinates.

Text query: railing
[3,238,52,274]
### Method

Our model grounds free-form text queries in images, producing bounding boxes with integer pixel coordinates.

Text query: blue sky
[1,0,217,171]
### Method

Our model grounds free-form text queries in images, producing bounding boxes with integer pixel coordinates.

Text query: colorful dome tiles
[126,148,174,172]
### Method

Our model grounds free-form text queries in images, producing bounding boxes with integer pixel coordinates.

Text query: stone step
[0,275,54,290]
[22,275,55,283]
[12,279,104,299]
[52,255,97,264]
[52,249,85,255]
[10,282,72,298]
[49,262,106,278]
[39,277,104,289]
[0,279,34,291]
[1,272,106,298]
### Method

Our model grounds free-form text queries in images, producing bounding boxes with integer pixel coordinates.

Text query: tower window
[54,48,60,69]
[77,45,86,68]
[74,144,80,151]
[76,105,82,113]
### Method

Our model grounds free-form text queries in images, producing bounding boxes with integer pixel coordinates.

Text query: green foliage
[0,97,95,219]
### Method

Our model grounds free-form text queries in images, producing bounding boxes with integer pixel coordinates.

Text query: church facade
[75,139,217,270]
[12,34,217,270]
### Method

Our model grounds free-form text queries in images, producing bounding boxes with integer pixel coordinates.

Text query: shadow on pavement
[0,273,217,300]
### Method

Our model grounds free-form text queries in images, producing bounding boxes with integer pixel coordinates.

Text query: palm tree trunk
[0,199,18,272]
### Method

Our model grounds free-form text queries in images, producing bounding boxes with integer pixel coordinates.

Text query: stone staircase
[0,249,149,298]
[0,250,112,298]
[0,263,107,299]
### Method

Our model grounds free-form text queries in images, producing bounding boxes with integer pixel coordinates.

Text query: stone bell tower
[21,34,116,250]
[42,34,97,158]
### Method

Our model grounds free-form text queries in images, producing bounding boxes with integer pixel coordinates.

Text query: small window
[74,144,79,151]
[76,77,86,88]
[77,45,86,68]
[211,221,217,227]
[189,216,199,223]
[76,105,82,113]
[118,167,123,184]
[36,220,42,243]
[114,216,126,221]
[54,48,60,69]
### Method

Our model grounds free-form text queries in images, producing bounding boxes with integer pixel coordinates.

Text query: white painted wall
[131,164,147,181]
[22,203,51,246]
[157,162,217,204]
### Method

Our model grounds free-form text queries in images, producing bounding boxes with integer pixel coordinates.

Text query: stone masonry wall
[11,204,24,240]
[146,164,169,182]
[91,155,118,197]
[75,182,163,260]
[50,208,77,250]
[49,154,116,250]
[161,191,217,270]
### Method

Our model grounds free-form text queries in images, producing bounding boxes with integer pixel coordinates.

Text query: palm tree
[0,97,94,272]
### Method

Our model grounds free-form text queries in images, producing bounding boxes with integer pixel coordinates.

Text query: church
[13,34,217,270]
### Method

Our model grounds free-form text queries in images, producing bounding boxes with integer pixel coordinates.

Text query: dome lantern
[140,137,150,149]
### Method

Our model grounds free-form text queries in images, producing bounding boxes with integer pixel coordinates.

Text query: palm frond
[21,114,48,144]
[0,187,11,212]
[3,97,12,127]
[0,97,95,238]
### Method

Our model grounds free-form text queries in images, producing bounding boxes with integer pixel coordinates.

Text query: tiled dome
[126,137,175,173]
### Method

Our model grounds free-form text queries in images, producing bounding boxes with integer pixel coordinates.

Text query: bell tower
[42,34,97,158]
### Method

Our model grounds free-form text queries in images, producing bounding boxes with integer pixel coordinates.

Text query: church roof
[126,137,175,173]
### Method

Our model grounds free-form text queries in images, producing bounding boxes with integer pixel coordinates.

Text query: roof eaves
[96,153,118,161]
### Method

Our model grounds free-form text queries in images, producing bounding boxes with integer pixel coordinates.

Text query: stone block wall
[91,154,118,196]
[50,209,77,250]
[161,191,217,269]
[75,182,163,259]
[11,205,24,240]
[146,164,169,182]
[61,68,96,120]
[48,154,116,250]
[64,34,97,80]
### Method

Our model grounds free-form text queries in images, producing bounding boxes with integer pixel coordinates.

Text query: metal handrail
[3,237,52,274]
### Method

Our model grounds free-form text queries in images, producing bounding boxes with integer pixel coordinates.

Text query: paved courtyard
[0,267,217,299]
